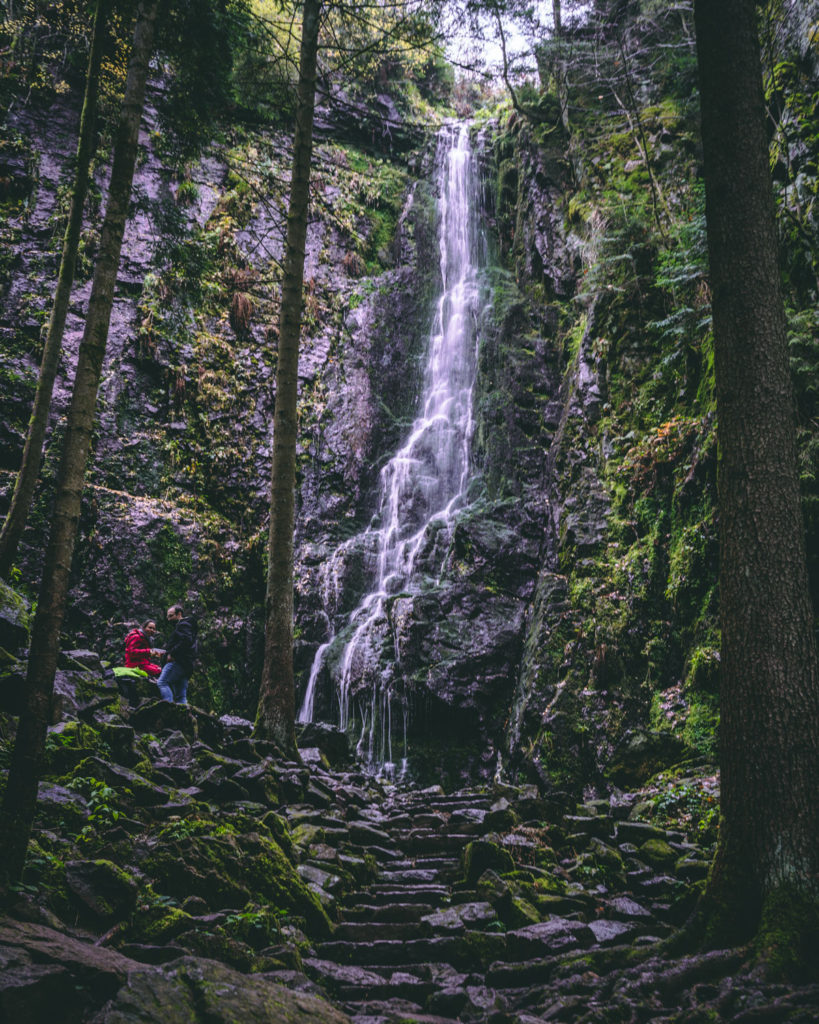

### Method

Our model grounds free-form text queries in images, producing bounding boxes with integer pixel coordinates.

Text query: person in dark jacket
[155,605,197,704]
[124,620,162,678]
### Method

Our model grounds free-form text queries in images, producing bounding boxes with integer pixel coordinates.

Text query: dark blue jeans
[156,661,189,704]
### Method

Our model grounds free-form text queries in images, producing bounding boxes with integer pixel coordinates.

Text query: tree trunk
[0,0,158,887]
[0,0,109,579]
[694,0,819,976]
[254,0,322,756]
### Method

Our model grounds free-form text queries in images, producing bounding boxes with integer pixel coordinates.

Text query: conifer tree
[0,0,109,579]
[0,0,159,885]
[694,0,819,975]
[255,0,322,756]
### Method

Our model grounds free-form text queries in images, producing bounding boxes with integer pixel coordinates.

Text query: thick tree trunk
[0,0,158,886]
[254,0,321,756]
[0,0,109,579]
[694,0,819,975]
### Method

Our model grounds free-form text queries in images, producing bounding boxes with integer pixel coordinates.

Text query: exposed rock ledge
[0,918,351,1024]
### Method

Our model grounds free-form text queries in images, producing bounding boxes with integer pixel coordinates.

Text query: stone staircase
[285,778,704,1024]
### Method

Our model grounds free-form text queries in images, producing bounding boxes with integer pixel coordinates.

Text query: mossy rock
[291,823,325,850]
[484,806,520,831]
[260,811,293,858]
[219,904,285,950]
[462,840,515,886]
[452,929,508,969]
[638,838,677,869]
[0,578,31,652]
[125,905,195,944]
[533,845,557,869]
[141,829,331,936]
[176,928,254,971]
[504,896,541,928]
[21,838,71,914]
[44,722,104,775]
[477,868,511,904]
[33,781,89,833]
[607,729,687,787]
[65,858,138,922]
[142,836,254,910]
[588,837,625,872]
[70,756,168,807]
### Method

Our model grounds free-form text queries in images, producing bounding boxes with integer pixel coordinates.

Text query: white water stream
[299,124,486,773]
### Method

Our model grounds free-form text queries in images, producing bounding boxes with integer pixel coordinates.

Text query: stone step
[340,902,438,924]
[358,880,450,897]
[341,843,405,863]
[385,856,460,871]
[392,803,494,820]
[354,884,450,902]
[332,919,432,942]
[346,1000,460,1024]
[378,867,451,884]
[303,958,436,1003]
[314,932,508,969]
[403,832,472,855]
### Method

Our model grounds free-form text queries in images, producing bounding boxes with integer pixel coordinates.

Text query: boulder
[59,650,102,671]
[296,722,350,766]
[607,729,687,787]
[0,920,351,1024]
[0,580,30,653]
[462,839,515,886]
[506,918,595,958]
[65,860,138,922]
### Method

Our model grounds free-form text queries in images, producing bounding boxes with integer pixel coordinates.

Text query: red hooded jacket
[125,628,161,677]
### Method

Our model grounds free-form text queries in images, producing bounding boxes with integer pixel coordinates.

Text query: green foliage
[636,769,720,845]
[156,0,253,162]
[67,775,122,844]
[221,904,285,948]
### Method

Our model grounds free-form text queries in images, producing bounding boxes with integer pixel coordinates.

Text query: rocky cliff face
[1,72,722,791]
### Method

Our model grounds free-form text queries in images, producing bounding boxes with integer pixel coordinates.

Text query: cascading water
[299,122,487,774]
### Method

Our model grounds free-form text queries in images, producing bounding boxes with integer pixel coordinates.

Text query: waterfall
[299,123,486,774]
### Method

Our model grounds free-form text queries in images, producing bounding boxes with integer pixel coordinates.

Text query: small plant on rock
[67,776,121,843]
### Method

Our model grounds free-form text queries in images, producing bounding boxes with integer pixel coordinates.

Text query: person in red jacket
[124,620,162,678]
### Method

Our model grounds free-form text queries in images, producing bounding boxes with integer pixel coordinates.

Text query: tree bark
[254,0,322,756]
[694,0,819,974]
[0,0,158,886]
[0,0,109,579]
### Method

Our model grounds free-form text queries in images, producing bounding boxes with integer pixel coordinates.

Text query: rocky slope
[1,650,816,1022]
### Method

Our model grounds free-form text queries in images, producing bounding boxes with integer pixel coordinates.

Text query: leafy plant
[67,776,121,843]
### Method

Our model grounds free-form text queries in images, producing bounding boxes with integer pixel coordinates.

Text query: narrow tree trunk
[254,0,322,756]
[0,0,109,579]
[0,0,158,886]
[694,0,819,975]
[551,0,571,134]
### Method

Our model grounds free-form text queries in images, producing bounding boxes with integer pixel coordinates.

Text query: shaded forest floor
[1,656,818,1022]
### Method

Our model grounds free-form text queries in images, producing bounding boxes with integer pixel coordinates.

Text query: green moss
[757,884,819,981]
[44,722,105,776]
[681,694,719,761]
[0,579,31,634]
[20,838,70,914]
[452,929,508,969]
[504,896,541,927]
[638,838,677,869]
[127,905,194,944]
[462,839,515,886]
[176,927,254,970]
[143,828,331,936]
[219,904,285,950]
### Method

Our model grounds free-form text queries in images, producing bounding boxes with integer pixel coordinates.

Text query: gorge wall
[0,39,754,792]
